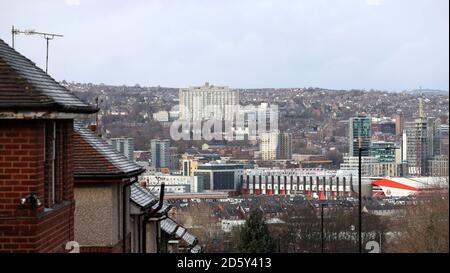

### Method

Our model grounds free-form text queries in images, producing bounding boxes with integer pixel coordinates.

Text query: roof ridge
[0,38,97,113]
[131,182,158,199]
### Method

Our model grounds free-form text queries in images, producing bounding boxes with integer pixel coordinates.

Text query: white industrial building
[141,174,203,194]
[241,168,354,199]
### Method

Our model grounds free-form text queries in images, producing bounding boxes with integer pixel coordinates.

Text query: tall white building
[179,82,239,122]
[259,130,292,160]
[259,131,280,160]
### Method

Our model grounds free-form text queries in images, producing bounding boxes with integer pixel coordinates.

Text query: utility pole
[10,26,63,73]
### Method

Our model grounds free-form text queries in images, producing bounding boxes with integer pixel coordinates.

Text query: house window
[44,121,66,209]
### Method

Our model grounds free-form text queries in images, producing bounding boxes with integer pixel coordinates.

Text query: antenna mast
[11,26,63,73]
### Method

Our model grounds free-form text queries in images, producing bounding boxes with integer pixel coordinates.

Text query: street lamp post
[357,141,400,253]
[358,138,365,254]
[321,203,324,253]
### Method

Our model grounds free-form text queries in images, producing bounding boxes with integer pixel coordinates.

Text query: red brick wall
[0,119,75,253]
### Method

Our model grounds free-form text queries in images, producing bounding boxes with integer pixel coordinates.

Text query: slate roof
[160,217,179,235]
[160,217,198,247]
[0,39,97,113]
[130,182,172,215]
[130,183,159,208]
[73,122,144,178]
[152,200,172,214]
[181,231,197,246]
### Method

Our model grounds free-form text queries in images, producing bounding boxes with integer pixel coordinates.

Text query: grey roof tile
[182,231,197,246]
[160,217,198,247]
[160,217,179,235]
[74,121,144,176]
[130,183,158,208]
[0,39,97,113]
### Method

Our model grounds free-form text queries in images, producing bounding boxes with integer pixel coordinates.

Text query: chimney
[87,124,97,132]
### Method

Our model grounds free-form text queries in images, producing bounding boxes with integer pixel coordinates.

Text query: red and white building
[372,177,448,197]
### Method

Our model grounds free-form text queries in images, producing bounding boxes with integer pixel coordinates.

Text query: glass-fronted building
[371,141,396,163]
[193,163,244,191]
[349,115,372,157]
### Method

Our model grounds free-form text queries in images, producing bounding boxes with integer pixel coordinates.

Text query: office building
[371,141,396,163]
[340,156,400,177]
[372,117,396,135]
[428,156,449,177]
[349,114,372,157]
[438,124,449,157]
[193,163,244,191]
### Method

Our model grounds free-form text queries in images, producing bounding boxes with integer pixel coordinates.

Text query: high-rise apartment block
[150,139,170,169]
[179,82,239,122]
[278,132,292,159]
[259,131,292,160]
[107,137,134,160]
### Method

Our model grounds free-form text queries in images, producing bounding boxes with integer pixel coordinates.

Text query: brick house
[74,123,190,253]
[73,123,146,252]
[129,182,171,253]
[0,38,199,253]
[0,39,97,252]
[129,182,201,253]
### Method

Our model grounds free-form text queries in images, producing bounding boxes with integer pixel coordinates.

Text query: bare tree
[386,189,449,253]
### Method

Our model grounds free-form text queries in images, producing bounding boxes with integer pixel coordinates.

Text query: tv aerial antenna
[12,25,63,73]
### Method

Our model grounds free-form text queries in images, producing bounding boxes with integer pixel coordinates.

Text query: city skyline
[0,0,448,91]
[0,1,449,256]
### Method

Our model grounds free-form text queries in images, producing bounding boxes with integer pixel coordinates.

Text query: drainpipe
[142,183,165,253]
[123,176,138,253]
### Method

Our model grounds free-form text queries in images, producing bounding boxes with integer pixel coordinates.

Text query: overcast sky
[0,0,448,91]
